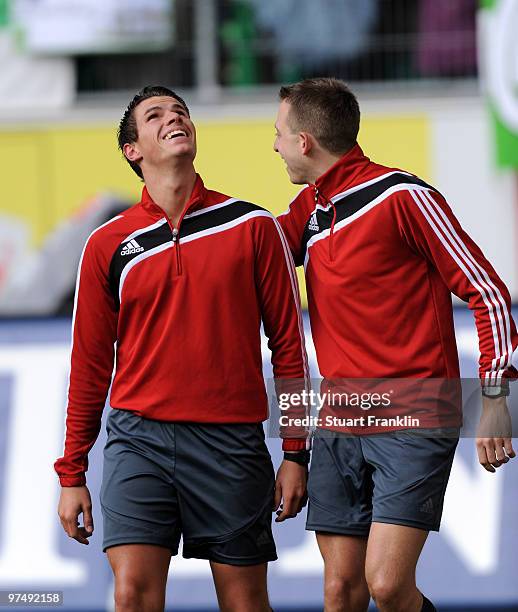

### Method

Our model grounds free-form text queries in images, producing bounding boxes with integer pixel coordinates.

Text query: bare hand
[273,460,307,522]
[476,397,516,473]
[58,485,94,545]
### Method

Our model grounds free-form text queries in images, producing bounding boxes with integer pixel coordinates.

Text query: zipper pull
[171,227,182,275]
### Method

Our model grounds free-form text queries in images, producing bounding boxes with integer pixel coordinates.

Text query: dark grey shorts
[100,409,277,565]
[307,430,459,534]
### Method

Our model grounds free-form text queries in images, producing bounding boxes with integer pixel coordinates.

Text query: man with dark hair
[274,77,517,612]
[55,85,310,611]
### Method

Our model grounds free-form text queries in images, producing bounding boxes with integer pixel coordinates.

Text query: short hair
[279,78,360,155]
[117,85,190,179]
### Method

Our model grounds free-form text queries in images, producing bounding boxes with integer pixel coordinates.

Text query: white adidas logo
[308,213,320,232]
[121,239,144,256]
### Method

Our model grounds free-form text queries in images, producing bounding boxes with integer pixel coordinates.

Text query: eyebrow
[144,103,187,115]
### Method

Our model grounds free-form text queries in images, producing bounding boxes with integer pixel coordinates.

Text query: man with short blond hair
[275,77,517,612]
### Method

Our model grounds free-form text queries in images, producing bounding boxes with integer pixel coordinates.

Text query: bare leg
[365,523,428,612]
[316,532,370,612]
[210,561,271,612]
[107,544,171,612]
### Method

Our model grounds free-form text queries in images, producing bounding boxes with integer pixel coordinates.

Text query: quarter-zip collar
[139,173,207,219]
[309,144,370,263]
[312,143,371,201]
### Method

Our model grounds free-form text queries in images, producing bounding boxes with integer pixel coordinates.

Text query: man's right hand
[58,485,94,545]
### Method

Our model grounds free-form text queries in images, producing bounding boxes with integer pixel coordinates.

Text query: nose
[165,110,182,124]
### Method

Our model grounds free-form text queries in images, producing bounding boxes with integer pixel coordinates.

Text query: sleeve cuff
[282,438,311,451]
[58,475,86,487]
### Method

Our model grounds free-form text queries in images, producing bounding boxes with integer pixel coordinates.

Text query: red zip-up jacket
[55,175,309,487]
[278,144,517,390]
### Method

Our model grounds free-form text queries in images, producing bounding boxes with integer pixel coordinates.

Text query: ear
[123,142,143,164]
[299,132,313,156]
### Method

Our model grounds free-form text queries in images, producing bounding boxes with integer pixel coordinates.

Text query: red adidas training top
[55,175,309,487]
[278,144,518,387]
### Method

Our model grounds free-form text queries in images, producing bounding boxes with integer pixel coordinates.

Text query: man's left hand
[476,396,516,472]
[273,460,308,522]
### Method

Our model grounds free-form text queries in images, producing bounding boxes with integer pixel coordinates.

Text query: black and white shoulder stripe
[110,199,272,306]
[301,171,435,265]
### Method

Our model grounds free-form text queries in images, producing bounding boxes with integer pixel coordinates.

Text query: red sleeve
[277,189,311,267]
[54,221,120,486]
[397,188,518,386]
[250,213,310,450]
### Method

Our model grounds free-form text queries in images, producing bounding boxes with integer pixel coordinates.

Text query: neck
[306,150,344,185]
[143,161,197,225]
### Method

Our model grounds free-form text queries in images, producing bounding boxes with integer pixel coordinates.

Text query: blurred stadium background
[0,0,517,610]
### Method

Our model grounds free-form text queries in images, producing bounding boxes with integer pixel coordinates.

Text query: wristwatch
[481,380,510,399]
[283,450,311,466]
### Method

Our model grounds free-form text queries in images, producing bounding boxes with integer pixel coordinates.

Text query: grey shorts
[306,430,459,534]
[100,409,277,565]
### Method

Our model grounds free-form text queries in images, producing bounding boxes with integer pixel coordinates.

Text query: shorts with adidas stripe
[101,408,277,565]
[306,429,459,534]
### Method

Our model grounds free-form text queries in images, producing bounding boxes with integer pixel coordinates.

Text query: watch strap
[283,450,310,466]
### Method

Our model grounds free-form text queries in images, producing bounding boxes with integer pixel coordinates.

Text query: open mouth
[163,129,188,140]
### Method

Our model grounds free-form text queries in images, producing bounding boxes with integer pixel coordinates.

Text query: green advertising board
[479,0,518,167]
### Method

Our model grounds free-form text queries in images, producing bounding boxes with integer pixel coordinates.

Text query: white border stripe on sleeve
[70,215,124,360]
[272,217,310,381]
[183,197,238,219]
[278,186,308,217]
[410,190,503,383]
[272,216,312,449]
[122,217,168,245]
[180,210,271,245]
[329,170,413,203]
[61,214,124,457]
[420,189,513,380]
[305,171,413,219]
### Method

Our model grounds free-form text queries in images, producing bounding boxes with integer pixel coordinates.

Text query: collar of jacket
[311,143,371,201]
[138,173,207,219]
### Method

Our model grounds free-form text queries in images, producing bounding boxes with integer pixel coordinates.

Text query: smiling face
[274,100,310,185]
[123,96,197,176]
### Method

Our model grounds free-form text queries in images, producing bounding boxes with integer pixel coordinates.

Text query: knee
[325,576,349,602]
[114,578,162,612]
[325,574,363,605]
[367,575,404,609]
[114,580,141,612]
